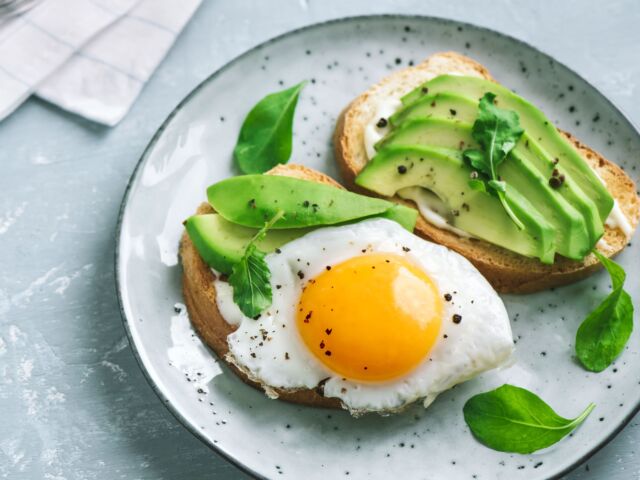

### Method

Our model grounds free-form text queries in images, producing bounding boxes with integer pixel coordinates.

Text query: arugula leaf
[575,251,634,372]
[233,82,306,174]
[463,92,525,229]
[463,384,595,454]
[228,210,284,318]
[468,178,487,192]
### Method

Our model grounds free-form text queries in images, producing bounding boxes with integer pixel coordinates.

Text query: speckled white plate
[116,15,640,480]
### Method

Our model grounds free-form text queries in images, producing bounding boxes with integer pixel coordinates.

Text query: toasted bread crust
[334,51,639,293]
[180,165,344,408]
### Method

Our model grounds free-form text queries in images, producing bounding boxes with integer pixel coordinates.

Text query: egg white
[215,218,513,414]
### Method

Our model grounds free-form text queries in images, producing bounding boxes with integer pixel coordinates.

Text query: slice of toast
[180,164,344,408]
[334,51,639,293]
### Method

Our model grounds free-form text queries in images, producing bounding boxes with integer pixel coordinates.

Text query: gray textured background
[1,1,638,478]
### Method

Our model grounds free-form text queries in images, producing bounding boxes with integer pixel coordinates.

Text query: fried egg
[215,218,513,414]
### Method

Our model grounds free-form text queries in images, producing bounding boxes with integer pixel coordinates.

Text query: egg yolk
[296,253,442,382]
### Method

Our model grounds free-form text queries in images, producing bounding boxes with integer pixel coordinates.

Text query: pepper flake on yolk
[296,253,442,382]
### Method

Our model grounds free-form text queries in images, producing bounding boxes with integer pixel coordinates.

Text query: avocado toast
[334,51,639,292]
[180,163,420,409]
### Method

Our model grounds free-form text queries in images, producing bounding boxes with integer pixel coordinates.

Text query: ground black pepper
[452,314,462,324]
[376,117,388,128]
[397,165,407,174]
[549,176,563,189]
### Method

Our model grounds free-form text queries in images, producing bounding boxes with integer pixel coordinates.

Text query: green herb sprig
[463,384,595,454]
[234,82,306,174]
[575,251,634,372]
[228,210,284,318]
[463,92,525,229]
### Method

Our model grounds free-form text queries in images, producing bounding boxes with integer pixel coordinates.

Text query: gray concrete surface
[1,1,638,478]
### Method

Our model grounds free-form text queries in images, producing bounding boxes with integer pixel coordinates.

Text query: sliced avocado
[376,117,475,152]
[377,118,591,259]
[390,92,477,127]
[185,214,311,274]
[389,94,603,245]
[207,174,417,230]
[374,204,419,231]
[401,75,614,222]
[189,178,419,274]
[356,145,555,263]
[516,138,604,245]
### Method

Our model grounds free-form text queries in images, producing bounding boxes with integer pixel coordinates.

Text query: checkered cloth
[0,0,201,125]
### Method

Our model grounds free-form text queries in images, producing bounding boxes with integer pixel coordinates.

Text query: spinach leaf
[233,82,306,174]
[463,384,595,454]
[228,210,284,318]
[576,251,634,372]
[463,92,525,229]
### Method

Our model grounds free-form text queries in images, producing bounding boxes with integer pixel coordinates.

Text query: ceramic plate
[116,15,640,480]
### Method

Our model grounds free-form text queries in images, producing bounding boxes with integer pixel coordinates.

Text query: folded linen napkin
[0,0,201,125]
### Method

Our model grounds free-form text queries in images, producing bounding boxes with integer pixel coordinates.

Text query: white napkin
[0,0,201,126]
